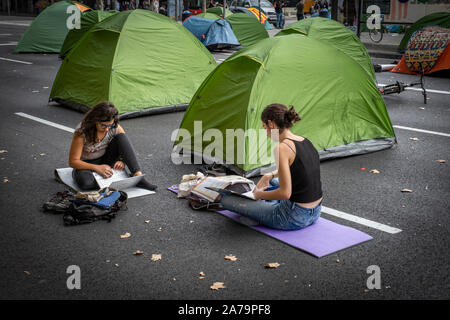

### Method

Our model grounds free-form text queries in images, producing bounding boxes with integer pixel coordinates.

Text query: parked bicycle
[369,14,385,43]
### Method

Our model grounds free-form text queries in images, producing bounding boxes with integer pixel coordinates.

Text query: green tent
[50,9,217,118]
[207,7,234,17]
[225,13,269,48]
[399,12,450,51]
[60,10,118,58]
[15,1,91,53]
[276,17,376,83]
[174,35,395,177]
[196,12,222,20]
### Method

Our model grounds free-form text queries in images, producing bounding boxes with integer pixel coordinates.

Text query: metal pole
[357,0,361,38]
[258,0,261,24]
[223,0,226,18]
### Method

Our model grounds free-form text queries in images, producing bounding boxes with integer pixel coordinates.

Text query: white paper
[93,169,129,189]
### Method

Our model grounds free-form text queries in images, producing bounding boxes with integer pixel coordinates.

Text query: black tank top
[283,138,322,203]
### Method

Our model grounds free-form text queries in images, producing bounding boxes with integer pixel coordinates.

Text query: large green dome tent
[59,9,118,58]
[276,17,376,83]
[14,1,91,53]
[173,35,395,177]
[225,13,269,48]
[398,12,450,51]
[50,9,217,118]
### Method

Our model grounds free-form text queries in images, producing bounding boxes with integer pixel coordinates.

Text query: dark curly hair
[76,101,119,144]
[261,103,301,131]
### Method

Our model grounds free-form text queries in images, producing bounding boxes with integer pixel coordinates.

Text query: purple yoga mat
[168,185,372,258]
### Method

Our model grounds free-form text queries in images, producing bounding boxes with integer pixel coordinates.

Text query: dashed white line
[15,112,75,133]
[322,206,402,234]
[0,57,32,65]
[393,125,450,137]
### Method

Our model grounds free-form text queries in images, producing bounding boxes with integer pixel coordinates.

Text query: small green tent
[60,10,118,58]
[196,12,222,20]
[399,12,450,51]
[174,35,395,177]
[276,17,376,83]
[207,7,234,17]
[225,13,269,48]
[15,1,91,53]
[50,9,217,118]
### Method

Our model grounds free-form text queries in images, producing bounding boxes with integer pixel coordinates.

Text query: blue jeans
[220,178,321,230]
[276,12,285,29]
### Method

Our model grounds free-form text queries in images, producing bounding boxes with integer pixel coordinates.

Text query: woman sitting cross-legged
[219,103,323,230]
[69,101,157,191]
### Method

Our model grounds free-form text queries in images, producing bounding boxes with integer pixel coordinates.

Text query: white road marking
[0,21,31,27]
[0,57,32,65]
[0,42,18,46]
[15,112,75,133]
[322,206,402,234]
[378,83,450,95]
[0,33,13,36]
[393,125,450,137]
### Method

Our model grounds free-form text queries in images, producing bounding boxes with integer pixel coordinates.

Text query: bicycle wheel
[369,29,383,43]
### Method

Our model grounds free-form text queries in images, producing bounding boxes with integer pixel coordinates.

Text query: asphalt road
[0,17,449,301]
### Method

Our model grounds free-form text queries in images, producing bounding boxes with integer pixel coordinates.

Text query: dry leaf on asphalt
[199,272,205,276]
[0,150,7,154]
[210,282,226,290]
[2,178,9,183]
[39,153,46,157]
[436,160,446,163]
[151,254,162,261]
[24,271,30,275]
[144,220,150,224]
[265,262,280,269]
[134,250,144,255]
[224,254,237,261]
[409,137,419,141]
[157,227,162,232]
[401,189,413,193]
[120,232,131,239]
[370,169,380,174]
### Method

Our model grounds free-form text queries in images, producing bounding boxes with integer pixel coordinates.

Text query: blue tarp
[183,16,240,50]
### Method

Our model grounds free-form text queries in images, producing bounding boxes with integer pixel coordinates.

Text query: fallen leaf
[120,232,131,239]
[134,250,144,255]
[436,160,446,163]
[151,254,162,261]
[24,271,30,275]
[210,282,226,290]
[144,220,150,224]
[336,259,340,263]
[136,213,140,217]
[419,107,425,110]
[172,277,176,281]
[409,137,419,141]
[2,178,9,183]
[114,264,119,267]
[43,86,49,89]
[0,150,7,154]
[224,254,238,261]
[370,169,380,174]
[157,227,163,232]
[39,153,46,156]
[401,189,413,193]
[199,272,205,276]
[199,277,205,279]
[265,262,280,269]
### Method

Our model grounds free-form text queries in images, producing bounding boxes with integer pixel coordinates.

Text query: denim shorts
[274,199,322,230]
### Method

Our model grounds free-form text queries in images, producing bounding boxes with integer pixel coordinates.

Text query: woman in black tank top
[219,103,323,230]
